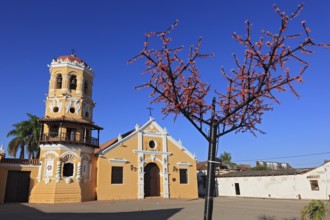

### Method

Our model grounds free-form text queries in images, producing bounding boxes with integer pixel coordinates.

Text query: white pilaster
[162,133,169,198]
[138,153,144,199]
[37,161,43,182]
[55,160,62,182]
[77,161,82,182]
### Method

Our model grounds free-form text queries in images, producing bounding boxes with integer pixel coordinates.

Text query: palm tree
[301,200,329,220]
[218,151,236,168]
[7,113,40,159]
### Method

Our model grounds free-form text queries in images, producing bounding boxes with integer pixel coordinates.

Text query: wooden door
[4,171,31,203]
[144,163,160,197]
[235,183,240,195]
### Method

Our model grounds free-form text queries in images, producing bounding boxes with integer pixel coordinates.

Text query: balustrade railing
[40,132,99,147]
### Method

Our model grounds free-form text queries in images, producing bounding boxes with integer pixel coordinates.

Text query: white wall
[217,162,330,200]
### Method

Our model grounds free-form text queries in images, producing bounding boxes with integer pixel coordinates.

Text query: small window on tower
[70,75,77,90]
[84,80,88,94]
[70,107,75,113]
[56,74,62,89]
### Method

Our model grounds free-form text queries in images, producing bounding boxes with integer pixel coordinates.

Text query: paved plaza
[0,197,312,220]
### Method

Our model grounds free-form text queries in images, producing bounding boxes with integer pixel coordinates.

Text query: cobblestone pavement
[0,197,312,220]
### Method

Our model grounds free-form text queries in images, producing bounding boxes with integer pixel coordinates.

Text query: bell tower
[29,54,102,203]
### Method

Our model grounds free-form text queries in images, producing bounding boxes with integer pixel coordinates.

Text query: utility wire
[235,151,330,162]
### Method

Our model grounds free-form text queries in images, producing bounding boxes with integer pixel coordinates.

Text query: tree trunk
[203,121,218,220]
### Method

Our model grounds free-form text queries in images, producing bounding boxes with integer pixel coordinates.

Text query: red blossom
[130,4,329,140]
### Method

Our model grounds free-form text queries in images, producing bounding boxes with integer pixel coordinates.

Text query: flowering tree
[130,3,328,220]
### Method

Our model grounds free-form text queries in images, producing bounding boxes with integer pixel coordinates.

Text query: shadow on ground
[0,203,183,220]
[258,215,298,220]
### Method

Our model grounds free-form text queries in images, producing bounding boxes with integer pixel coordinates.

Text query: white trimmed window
[111,166,123,184]
[179,168,188,184]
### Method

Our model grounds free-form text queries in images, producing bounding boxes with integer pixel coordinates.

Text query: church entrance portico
[144,163,160,197]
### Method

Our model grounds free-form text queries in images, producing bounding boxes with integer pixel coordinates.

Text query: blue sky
[0,0,329,168]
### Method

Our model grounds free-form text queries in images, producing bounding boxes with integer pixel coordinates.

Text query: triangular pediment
[98,117,196,160]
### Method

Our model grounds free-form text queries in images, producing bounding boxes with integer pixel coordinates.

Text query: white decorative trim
[37,161,43,182]
[41,150,59,159]
[44,177,50,184]
[50,60,94,77]
[65,177,73,184]
[76,162,82,183]
[48,96,63,113]
[55,160,61,182]
[109,158,128,164]
[40,144,94,154]
[100,118,195,160]
[81,153,91,161]
[65,97,81,115]
[61,151,80,161]
[138,132,143,151]
[177,162,192,167]
[134,150,172,156]
[144,157,162,164]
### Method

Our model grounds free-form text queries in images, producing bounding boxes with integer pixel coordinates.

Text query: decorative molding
[50,59,94,77]
[81,153,91,161]
[177,162,192,167]
[41,150,59,159]
[48,96,62,113]
[65,177,73,184]
[40,144,94,154]
[61,151,79,162]
[65,97,81,115]
[134,150,172,156]
[44,177,50,184]
[109,158,128,164]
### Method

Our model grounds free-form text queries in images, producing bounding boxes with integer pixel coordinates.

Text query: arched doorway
[144,163,160,197]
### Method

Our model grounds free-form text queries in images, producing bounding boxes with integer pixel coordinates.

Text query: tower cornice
[48,57,94,77]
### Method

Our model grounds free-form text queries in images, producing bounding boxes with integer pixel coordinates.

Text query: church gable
[96,117,198,200]
[98,118,196,160]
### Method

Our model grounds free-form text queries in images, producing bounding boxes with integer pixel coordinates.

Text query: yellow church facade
[97,118,198,200]
[0,54,198,204]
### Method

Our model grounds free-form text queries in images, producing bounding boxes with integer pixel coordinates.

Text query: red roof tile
[95,129,135,154]
[0,158,40,165]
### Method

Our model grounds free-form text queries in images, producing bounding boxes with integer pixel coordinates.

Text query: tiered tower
[29,54,102,203]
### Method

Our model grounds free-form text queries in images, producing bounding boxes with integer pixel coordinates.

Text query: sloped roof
[95,129,135,154]
[0,158,40,165]
[197,161,208,171]
[55,54,89,67]
[218,168,312,178]
[39,117,103,130]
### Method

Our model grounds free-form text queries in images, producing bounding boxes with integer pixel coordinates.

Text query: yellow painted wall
[97,123,198,200]
[167,139,198,199]
[0,164,39,204]
[29,148,97,203]
[97,135,139,200]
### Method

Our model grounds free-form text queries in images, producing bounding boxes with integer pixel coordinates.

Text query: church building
[0,54,198,203]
